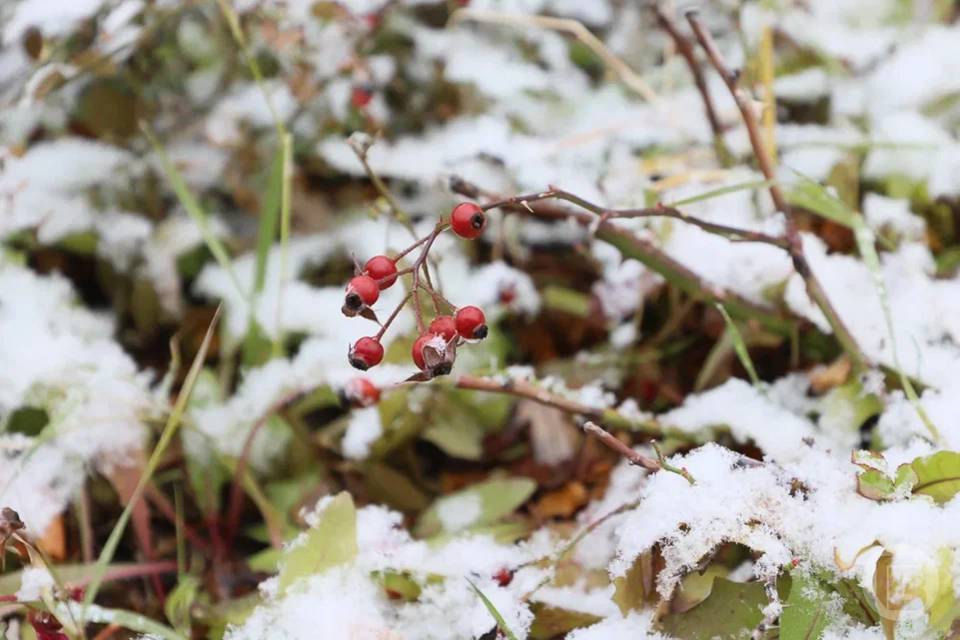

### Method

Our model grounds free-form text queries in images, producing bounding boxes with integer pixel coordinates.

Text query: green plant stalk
[82,307,221,612]
[467,578,519,640]
[144,127,245,299]
[715,303,761,386]
[272,132,294,358]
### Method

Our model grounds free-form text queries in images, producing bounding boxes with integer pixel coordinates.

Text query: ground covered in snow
[3,0,960,639]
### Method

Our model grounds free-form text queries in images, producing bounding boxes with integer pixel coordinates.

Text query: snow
[342,407,384,460]
[435,493,483,533]
[229,502,546,640]
[15,567,54,602]
[0,259,153,534]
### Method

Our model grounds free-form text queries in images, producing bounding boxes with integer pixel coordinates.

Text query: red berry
[343,377,380,407]
[411,334,432,370]
[345,275,379,311]
[364,255,398,289]
[428,315,457,341]
[455,306,487,340]
[494,568,513,587]
[351,85,373,109]
[450,202,486,239]
[349,337,384,370]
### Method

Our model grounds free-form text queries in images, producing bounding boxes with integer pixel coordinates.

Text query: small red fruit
[411,334,432,370]
[345,275,380,311]
[364,255,398,289]
[450,202,486,239]
[455,305,487,340]
[428,315,457,341]
[343,377,380,407]
[494,568,513,587]
[351,84,373,109]
[349,337,384,370]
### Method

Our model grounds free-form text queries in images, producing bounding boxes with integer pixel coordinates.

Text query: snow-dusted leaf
[414,477,536,538]
[659,578,767,640]
[906,451,960,505]
[612,552,657,615]
[277,492,358,593]
[780,571,833,640]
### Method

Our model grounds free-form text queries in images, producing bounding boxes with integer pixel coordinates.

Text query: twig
[582,421,695,484]
[454,374,665,435]
[450,176,793,332]
[480,189,789,248]
[224,389,305,548]
[348,133,415,232]
[685,11,867,370]
[653,6,730,165]
[450,9,659,104]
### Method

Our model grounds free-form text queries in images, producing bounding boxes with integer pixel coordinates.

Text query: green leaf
[277,492,358,593]
[372,570,422,601]
[529,604,601,639]
[165,575,202,633]
[612,552,657,615]
[414,477,536,538]
[907,450,960,504]
[780,571,833,640]
[467,578,518,640]
[660,578,767,640]
[856,469,897,501]
[363,462,430,513]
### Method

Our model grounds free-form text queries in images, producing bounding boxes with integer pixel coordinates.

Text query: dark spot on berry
[345,292,363,310]
[471,213,485,229]
[350,357,370,370]
[432,362,453,376]
[473,324,488,339]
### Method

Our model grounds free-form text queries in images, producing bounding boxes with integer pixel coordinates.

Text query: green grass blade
[715,303,761,387]
[272,132,293,358]
[467,578,518,640]
[789,174,941,442]
[253,145,284,295]
[66,602,186,640]
[83,306,222,612]
[666,178,776,208]
[215,0,285,137]
[144,126,246,300]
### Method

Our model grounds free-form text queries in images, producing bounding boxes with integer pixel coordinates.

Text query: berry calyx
[411,334,432,371]
[343,377,380,407]
[364,255,398,289]
[450,202,486,239]
[349,337,384,370]
[345,275,380,312]
[455,305,487,340]
[428,315,457,341]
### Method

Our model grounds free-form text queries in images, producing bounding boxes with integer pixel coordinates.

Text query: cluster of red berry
[345,202,490,380]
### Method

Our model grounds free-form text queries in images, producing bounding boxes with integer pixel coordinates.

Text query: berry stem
[376,291,413,340]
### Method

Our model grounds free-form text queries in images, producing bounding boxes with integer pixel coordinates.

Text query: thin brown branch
[224,389,304,548]
[583,421,695,484]
[685,11,868,370]
[653,6,729,163]
[454,374,663,435]
[450,175,793,332]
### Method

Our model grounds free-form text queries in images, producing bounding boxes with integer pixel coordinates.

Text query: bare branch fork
[653,6,731,165]
[683,11,868,370]
[582,421,696,484]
